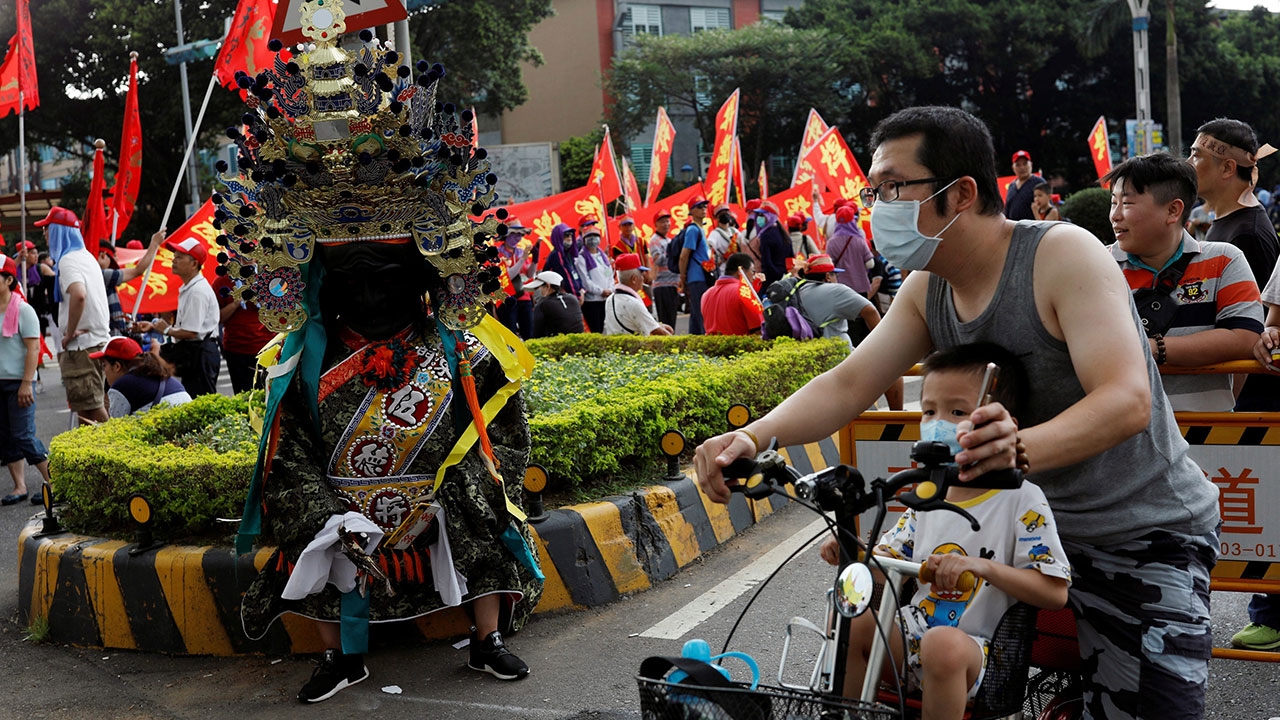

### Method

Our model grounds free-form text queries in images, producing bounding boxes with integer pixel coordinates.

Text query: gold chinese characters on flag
[117,199,221,314]
[803,127,873,240]
[645,107,676,207]
[704,89,740,207]
[791,109,829,187]
[1089,116,1113,188]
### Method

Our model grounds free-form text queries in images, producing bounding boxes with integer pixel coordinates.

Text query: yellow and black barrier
[17,436,841,656]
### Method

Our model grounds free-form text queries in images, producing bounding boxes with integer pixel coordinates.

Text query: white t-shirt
[176,274,220,339]
[603,285,659,336]
[1262,260,1280,307]
[57,249,111,351]
[876,482,1071,640]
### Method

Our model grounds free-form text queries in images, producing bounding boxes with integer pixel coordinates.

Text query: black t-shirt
[1004,175,1046,221]
[532,291,585,337]
[1205,204,1279,289]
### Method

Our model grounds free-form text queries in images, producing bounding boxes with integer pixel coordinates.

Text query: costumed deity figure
[213,1,543,703]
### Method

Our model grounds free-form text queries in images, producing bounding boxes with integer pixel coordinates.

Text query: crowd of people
[0,205,276,506]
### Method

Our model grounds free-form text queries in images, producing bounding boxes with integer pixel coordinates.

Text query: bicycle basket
[637,676,899,720]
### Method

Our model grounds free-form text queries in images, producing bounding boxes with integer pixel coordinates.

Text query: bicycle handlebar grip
[721,457,759,481]
[919,558,977,592]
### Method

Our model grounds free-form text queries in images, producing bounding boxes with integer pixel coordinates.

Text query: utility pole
[1126,0,1153,156]
[173,0,202,211]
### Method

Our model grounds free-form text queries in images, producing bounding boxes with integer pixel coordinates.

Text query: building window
[620,4,663,42]
[630,143,653,182]
[690,7,731,33]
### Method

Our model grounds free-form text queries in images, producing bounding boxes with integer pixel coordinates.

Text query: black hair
[1197,118,1259,183]
[1101,152,1198,225]
[869,106,1003,217]
[920,342,1028,421]
[723,253,753,277]
[0,273,15,291]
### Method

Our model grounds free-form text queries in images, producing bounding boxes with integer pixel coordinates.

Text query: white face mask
[869,179,962,271]
[919,418,964,459]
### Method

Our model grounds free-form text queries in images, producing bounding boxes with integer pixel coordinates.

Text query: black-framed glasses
[859,177,952,207]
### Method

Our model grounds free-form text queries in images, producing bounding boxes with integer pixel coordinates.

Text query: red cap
[126,239,144,250]
[806,254,842,274]
[0,256,17,277]
[759,200,780,216]
[835,206,858,224]
[89,336,144,361]
[689,195,709,208]
[34,206,81,229]
[18,241,36,251]
[654,210,672,221]
[163,237,208,265]
[832,197,850,211]
[614,253,649,273]
[787,213,807,231]
[1012,150,1032,163]
[745,199,762,213]
[618,215,635,225]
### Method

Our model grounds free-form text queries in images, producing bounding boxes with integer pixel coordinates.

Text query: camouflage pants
[1063,530,1217,720]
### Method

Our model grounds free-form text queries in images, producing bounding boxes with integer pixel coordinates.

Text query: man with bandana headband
[695,106,1219,719]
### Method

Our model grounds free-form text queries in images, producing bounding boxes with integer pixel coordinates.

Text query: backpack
[762,279,818,340]
[667,224,691,275]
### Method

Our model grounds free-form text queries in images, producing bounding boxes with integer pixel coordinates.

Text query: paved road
[0,363,1277,718]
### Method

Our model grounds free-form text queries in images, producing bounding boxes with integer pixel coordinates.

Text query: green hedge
[1060,186,1111,245]
[48,394,258,541]
[527,336,849,488]
[49,337,848,538]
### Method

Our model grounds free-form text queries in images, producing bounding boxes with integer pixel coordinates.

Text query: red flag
[214,0,282,89]
[731,136,746,206]
[622,158,643,213]
[737,267,764,318]
[645,107,677,207]
[118,200,221,313]
[792,109,829,187]
[108,53,142,240]
[768,180,815,242]
[83,142,110,249]
[705,90,741,207]
[487,185,606,250]
[589,127,623,203]
[1088,116,1113,188]
[804,127,874,241]
[758,161,769,201]
[0,0,39,118]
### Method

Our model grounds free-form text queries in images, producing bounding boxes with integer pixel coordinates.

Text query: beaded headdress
[212,0,509,332]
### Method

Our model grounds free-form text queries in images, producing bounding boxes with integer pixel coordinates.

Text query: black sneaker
[468,628,529,680]
[297,649,369,703]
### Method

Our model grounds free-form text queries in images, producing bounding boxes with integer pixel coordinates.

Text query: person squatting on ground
[39,206,111,425]
[820,342,1070,719]
[695,106,1219,720]
[216,24,544,705]
[527,270,584,338]
[0,256,51,506]
[94,336,191,418]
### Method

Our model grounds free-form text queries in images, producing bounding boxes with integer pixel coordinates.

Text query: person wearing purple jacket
[540,223,584,301]
[824,205,876,298]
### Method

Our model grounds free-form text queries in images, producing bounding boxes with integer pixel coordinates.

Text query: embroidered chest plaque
[323,333,488,531]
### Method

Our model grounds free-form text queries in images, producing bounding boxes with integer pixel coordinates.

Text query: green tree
[558,129,602,191]
[605,23,852,187]
[0,0,552,239]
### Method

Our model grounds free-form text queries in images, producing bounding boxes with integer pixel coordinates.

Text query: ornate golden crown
[213,0,508,332]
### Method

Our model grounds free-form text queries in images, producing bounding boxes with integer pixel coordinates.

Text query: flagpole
[131,72,218,319]
[18,91,27,298]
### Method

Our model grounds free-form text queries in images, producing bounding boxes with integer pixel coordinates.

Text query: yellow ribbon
[432,316,536,522]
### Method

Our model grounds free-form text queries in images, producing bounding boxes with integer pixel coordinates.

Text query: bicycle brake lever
[725,448,788,499]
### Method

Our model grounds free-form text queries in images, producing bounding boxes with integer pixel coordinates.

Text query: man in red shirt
[701,253,765,336]
[213,274,277,393]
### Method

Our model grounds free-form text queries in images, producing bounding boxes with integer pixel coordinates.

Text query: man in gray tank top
[694,107,1219,719]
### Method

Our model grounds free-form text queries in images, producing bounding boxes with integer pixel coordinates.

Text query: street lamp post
[1126,0,1153,156]
[173,0,202,209]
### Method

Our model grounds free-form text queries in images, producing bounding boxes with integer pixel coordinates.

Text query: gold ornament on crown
[212,0,508,332]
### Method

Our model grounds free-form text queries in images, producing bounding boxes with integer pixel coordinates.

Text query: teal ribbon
[500,522,545,580]
[340,590,371,655]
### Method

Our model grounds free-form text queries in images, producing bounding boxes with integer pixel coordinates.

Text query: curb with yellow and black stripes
[17,436,841,656]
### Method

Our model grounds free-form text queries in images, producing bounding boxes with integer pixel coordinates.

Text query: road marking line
[639,517,829,640]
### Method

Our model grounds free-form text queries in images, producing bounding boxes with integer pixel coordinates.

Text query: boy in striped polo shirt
[1105,152,1264,411]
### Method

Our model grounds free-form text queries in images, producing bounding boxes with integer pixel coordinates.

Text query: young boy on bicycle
[821,342,1071,719]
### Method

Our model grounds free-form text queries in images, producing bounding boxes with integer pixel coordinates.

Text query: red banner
[0,0,39,118]
[768,180,819,249]
[118,200,221,314]
[791,109,829,187]
[622,158,643,213]
[1089,116,1113,188]
[705,89,741,207]
[589,127,623,204]
[732,136,747,206]
[645,107,677,207]
[84,144,110,249]
[214,0,282,89]
[803,127,873,240]
[109,53,142,240]
[491,185,606,249]
[758,161,769,201]
[626,183,707,250]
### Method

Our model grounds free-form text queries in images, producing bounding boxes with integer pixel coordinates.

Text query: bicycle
[636,438,1083,720]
